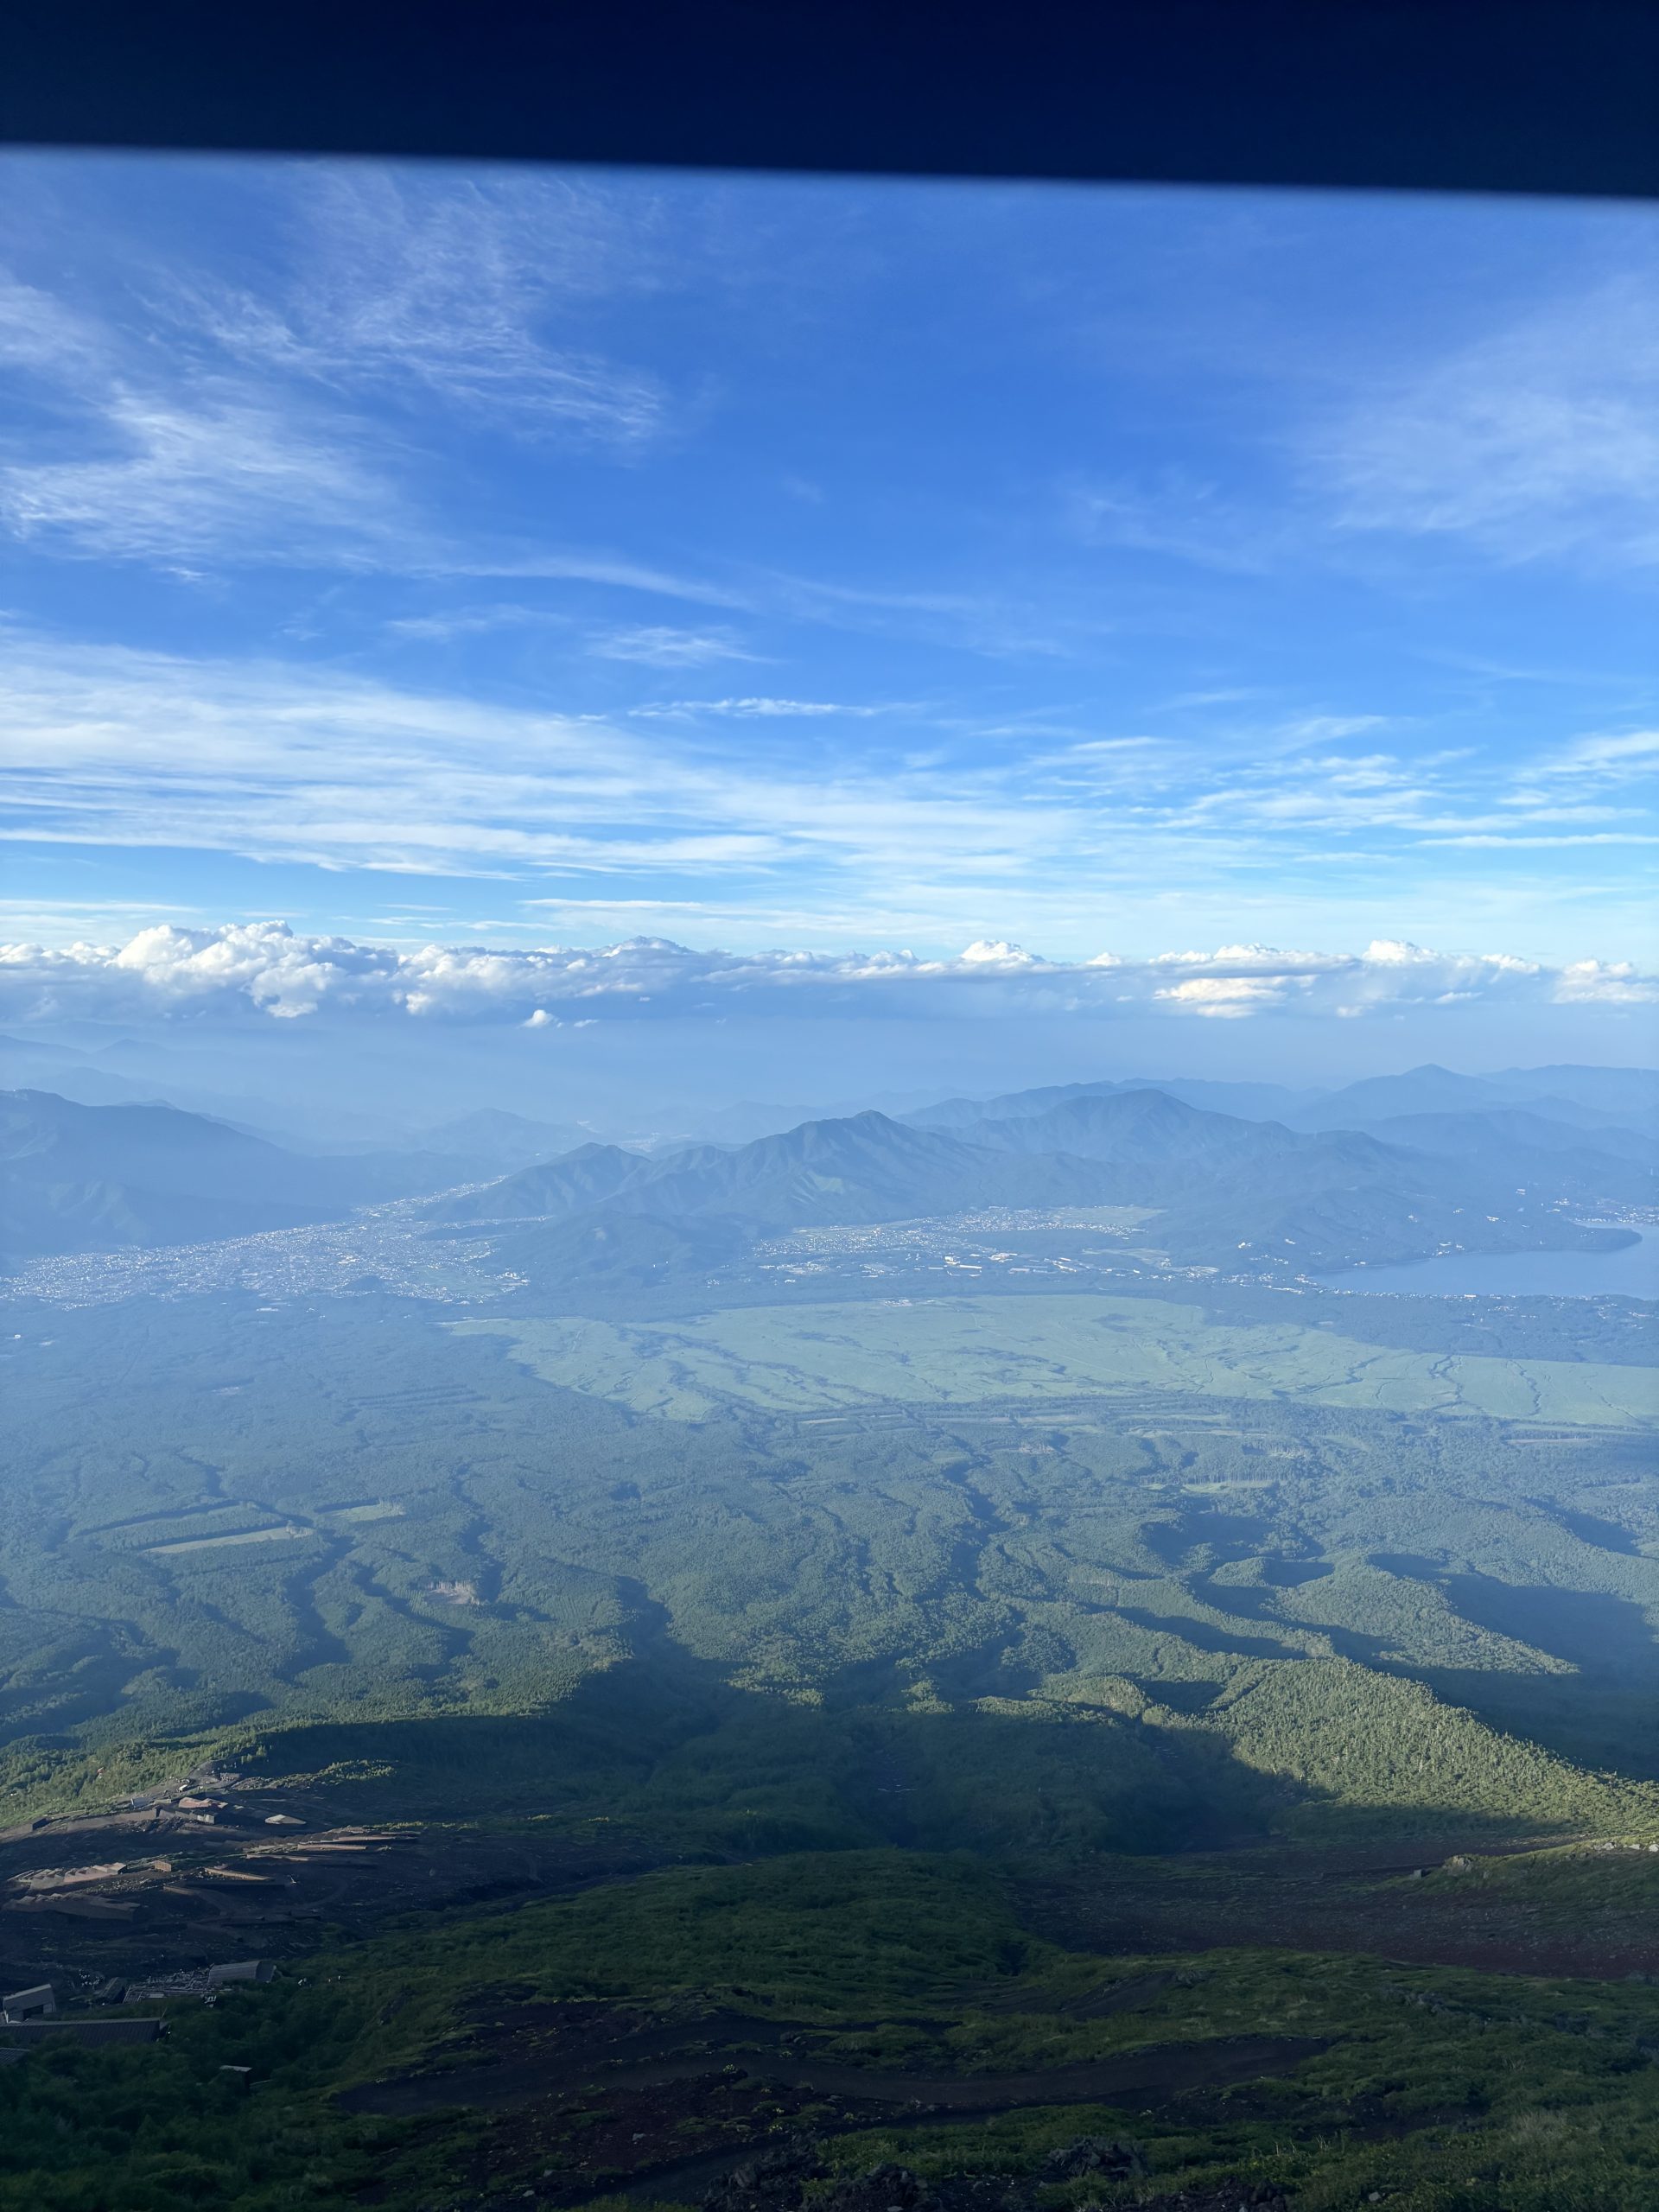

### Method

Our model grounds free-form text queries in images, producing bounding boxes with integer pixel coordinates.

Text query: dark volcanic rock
[927,2179,1039,2212]
[704,2141,826,2212]
[817,2166,939,2212]
[1145,2186,1288,2212]
[813,2164,1038,2212]
[1041,2135,1147,2179]
[708,2160,1023,2212]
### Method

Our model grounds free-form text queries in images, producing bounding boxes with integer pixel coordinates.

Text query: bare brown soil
[0,1794,671,1995]
[344,2018,1326,2119]
[1022,1840,1659,1980]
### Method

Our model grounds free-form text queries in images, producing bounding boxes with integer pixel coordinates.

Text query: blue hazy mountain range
[907,1065,1659,1135]
[430,1088,1653,1277]
[3,1065,1651,1272]
[0,1090,484,1260]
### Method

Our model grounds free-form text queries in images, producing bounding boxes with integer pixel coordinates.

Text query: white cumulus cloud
[1,922,1649,1029]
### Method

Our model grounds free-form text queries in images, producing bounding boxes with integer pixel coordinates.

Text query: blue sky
[0,153,1655,1059]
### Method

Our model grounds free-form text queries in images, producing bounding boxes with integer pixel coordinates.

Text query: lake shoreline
[1319,1226,1657,1301]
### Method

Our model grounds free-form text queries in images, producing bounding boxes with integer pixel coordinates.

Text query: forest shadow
[1363,1558,1659,1678]
[232,1631,1563,1868]
[1411,1669,1659,1785]
[1287,1594,1659,1787]
[1114,1605,1298,1660]
[1438,1573,1659,1676]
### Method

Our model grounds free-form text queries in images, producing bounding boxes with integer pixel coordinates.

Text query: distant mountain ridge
[1362,1107,1657,1175]
[910,1062,1658,1140]
[438,1141,649,1223]
[430,1084,1640,1276]
[963,1086,1306,1167]
[906,1075,1318,1130]
[433,1110,1122,1234]
[1281,1064,1659,1136]
[420,1108,605,1172]
[957,1090,1653,1208]
[0,1090,472,1262]
[7,1062,1652,1274]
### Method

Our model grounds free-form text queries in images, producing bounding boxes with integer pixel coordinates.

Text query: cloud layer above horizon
[3,920,1650,1029]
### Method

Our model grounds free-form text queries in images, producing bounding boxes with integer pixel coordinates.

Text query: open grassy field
[459,1294,1659,1427]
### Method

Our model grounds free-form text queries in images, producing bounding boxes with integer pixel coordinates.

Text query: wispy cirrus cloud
[1529,728,1659,782]
[1069,279,1659,585]
[0,162,1654,997]
[2,637,1654,963]
[1068,471,1284,575]
[384,604,567,643]
[387,608,759,655]
[0,392,409,566]
[588,626,759,668]
[0,639,1060,887]
[0,273,105,376]
[193,168,669,444]
[1314,280,1659,568]
[629,696,890,720]
[437,549,749,607]
[0,166,680,577]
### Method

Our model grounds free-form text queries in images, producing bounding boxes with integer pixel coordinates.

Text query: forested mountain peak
[433,1140,649,1224]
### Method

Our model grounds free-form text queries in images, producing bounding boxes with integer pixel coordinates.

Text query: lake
[1319,1229,1657,1300]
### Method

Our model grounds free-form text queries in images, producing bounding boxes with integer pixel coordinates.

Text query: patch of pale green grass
[454,1294,1656,1427]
